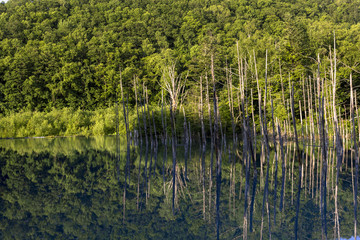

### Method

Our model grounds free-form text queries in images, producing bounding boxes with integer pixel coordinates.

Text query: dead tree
[161,63,187,113]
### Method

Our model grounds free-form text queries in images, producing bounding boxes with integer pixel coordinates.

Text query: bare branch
[161,63,187,112]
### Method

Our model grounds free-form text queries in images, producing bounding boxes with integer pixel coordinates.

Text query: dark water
[0,136,358,239]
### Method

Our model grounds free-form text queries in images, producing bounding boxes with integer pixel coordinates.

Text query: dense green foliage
[0,107,118,137]
[0,0,359,110]
[0,0,360,137]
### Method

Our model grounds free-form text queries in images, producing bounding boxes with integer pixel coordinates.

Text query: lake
[0,136,358,239]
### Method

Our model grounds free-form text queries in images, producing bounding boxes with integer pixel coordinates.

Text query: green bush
[0,108,120,138]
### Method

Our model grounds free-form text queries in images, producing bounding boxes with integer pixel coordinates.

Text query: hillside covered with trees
[0,0,359,137]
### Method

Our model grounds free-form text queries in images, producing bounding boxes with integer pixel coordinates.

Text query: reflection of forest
[0,136,127,155]
[0,137,357,239]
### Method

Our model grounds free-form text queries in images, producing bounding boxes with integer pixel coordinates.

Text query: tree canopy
[0,0,359,115]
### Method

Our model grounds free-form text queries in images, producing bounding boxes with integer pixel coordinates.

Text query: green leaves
[0,0,358,127]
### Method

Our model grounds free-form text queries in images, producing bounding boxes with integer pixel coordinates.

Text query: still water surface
[0,136,358,239]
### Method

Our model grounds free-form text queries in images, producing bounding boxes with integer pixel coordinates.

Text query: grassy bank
[0,105,201,139]
[0,108,125,138]
[0,104,296,139]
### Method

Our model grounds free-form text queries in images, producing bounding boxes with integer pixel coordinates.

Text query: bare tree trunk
[200,77,206,146]
[226,63,236,150]
[199,76,207,220]
[152,110,158,148]
[137,144,143,210]
[261,50,271,240]
[134,77,142,144]
[279,122,285,212]
[206,75,214,177]
[211,53,222,240]
[120,71,129,140]
[271,99,278,224]
[351,74,358,239]
[319,93,328,240]
[291,82,303,240]
[249,91,258,232]
[254,50,264,184]
[145,88,154,149]
[170,104,177,215]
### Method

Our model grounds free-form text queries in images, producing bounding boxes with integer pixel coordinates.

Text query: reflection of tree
[0,144,357,239]
[0,148,214,239]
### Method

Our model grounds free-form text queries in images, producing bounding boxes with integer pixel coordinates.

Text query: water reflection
[0,136,358,239]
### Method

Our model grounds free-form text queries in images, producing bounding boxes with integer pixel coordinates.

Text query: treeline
[0,0,360,132]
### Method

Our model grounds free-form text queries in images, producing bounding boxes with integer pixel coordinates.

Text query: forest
[2,1,360,238]
[0,0,360,137]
